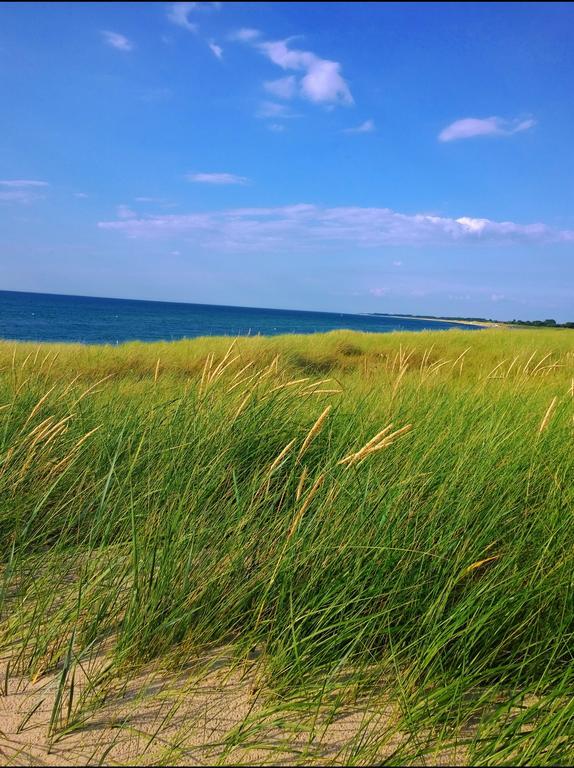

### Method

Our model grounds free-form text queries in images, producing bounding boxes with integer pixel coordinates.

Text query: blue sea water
[0,291,484,345]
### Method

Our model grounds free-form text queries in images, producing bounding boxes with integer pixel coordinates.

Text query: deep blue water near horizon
[0,291,484,345]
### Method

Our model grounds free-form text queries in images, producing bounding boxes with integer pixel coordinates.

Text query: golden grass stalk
[47,425,102,477]
[301,389,343,396]
[268,438,297,476]
[287,473,325,540]
[297,405,332,461]
[337,424,395,467]
[269,378,310,393]
[154,358,161,384]
[391,366,407,400]
[451,347,471,375]
[21,387,57,430]
[232,391,251,422]
[522,350,538,376]
[538,396,558,434]
[227,360,254,385]
[338,424,413,467]
[531,352,553,376]
[257,355,280,382]
[458,555,499,581]
[295,465,308,501]
[71,374,115,407]
[506,355,520,378]
[199,353,214,395]
[486,359,507,380]
[227,370,260,394]
[206,342,239,385]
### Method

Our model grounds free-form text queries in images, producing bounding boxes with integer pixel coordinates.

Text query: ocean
[0,291,483,345]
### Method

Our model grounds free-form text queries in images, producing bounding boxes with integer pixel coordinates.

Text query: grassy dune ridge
[1,328,573,765]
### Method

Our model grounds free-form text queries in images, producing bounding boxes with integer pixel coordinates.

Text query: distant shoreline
[367,313,496,328]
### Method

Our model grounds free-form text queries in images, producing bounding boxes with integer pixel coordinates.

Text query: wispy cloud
[101,30,134,52]
[439,116,536,142]
[264,75,297,100]
[229,28,261,43]
[0,179,49,204]
[0,179,49,187]
[343,119,375,134]
[117,204,136,219]
[167,2,220,33]
[167,3,199,32]
[186,172,249,185]
[256,101,297,119]
[257,39,353,106]
[209,41,223,59]
[99,204,574,250]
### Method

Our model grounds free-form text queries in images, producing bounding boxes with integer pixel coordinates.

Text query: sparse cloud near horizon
[101,30,134,52]
[116,204,136,219]
[99,204,574,249]
[439,116,536,142]
[344,119,375,134]
[0,179,49,204]
[0,180,49,187]
[186,172,250,185]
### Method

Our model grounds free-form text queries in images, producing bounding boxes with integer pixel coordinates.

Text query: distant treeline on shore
[371,313,574,329]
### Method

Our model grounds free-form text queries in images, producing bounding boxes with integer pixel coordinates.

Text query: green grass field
[1,327,573,765]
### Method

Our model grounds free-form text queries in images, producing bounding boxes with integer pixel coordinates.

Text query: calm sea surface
[0,291,484,345]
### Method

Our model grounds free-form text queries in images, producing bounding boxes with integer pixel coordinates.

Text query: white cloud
[392,260,402,267]
[0,179,49,187]
[74,192,89,198]
[209,41,223,59]
[101,30,134,52]
[258,39,353,106]
[264,75,297,100]
[257,101,296,119]
[267,123,286,132]
[0,191,38,203]
[99,204,574,249]
[167,2,198,32]
[0,179,49,204]
[186,172,249,185]
[229,28,261,42]
[343,119,375,134]
[117,204,136,219]
[439,116,536,142]
[167,2,220,32]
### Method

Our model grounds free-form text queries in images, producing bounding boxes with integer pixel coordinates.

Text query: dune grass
[0,327,573,764]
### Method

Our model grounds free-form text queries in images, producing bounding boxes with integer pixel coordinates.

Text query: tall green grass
[1,328,573,764]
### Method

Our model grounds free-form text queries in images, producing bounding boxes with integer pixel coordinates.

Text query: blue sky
[1,2,573,321]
